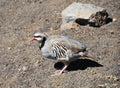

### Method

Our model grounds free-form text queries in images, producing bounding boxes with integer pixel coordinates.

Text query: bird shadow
[54,59,103,71]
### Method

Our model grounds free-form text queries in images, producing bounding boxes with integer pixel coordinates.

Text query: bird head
[31,32,47,42]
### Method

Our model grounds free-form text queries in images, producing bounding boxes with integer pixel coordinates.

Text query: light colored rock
[22,66,28,72]
[109,30,114,34]
[98,84,105,88]
[8,47,12,50]
[112,18,117,22]
[105,75,119,81]
[62,2,104,23]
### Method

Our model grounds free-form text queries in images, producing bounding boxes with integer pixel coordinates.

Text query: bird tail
[79,52,95,60]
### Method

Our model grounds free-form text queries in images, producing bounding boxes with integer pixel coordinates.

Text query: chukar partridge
[31,32,94,76]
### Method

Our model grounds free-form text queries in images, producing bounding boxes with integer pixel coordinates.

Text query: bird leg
[59,64,68,74]
[51,60,69,76]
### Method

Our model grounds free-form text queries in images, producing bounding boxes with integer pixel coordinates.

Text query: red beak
[31,37,36,41]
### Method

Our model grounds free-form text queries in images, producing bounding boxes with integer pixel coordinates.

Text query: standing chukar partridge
[31,32,94,76]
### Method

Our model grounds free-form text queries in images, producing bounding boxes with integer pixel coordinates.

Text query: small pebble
[104,83,111,88]
[36,60,40,64]
[98,84,105,88]
[98,56,102,59]
[8,47,12,50]
[112,84,117,87]
[112,18,117,22]
[34,60,40,67]
[109,30,114,34]
[22,66,28,71]
[106,75,119,81]
[50,27,54,31]
[90,70,97,75]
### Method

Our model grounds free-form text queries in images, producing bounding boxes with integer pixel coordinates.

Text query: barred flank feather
[52,42,68,58]
[39,34,86,60]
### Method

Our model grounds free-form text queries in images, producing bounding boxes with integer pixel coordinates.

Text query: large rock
[61,2,111,27]
[62,2,104,23]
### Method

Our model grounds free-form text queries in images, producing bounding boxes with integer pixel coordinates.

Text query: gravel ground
[0,0,120,88]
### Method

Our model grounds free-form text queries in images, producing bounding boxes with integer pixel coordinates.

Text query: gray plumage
[32,32,94,76]
[41,35,86,61]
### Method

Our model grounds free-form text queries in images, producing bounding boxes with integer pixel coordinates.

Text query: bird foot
[51,70,63,76]
[51,73,61,76]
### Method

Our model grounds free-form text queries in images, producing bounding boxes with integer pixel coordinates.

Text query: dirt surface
[0,0,120,88]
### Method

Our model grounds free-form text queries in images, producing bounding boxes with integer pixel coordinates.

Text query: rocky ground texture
[0,0,120,88]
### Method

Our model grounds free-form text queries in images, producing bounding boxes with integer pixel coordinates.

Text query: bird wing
[51,40,68,58]
[67,39,86,53]
[50,36,86,59]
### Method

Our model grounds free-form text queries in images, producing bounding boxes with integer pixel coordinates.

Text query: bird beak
[31,37,36,41]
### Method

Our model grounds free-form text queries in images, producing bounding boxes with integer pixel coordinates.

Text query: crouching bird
[31,32,94,76]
